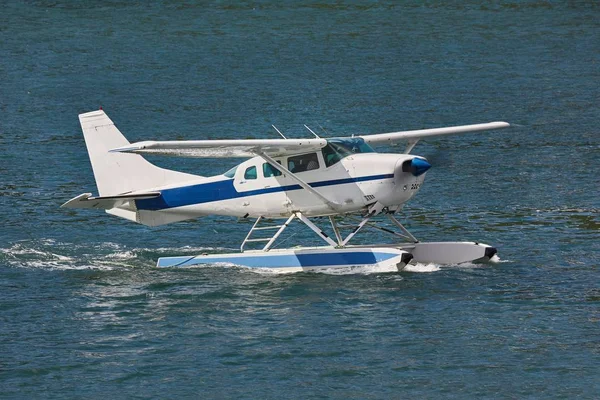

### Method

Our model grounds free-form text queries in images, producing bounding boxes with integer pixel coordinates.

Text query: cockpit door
[232,160,288,216]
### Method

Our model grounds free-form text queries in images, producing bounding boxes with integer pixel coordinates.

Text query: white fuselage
[133,152,428,225]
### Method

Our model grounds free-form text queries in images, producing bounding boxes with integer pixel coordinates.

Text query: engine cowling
[385,156,431,206]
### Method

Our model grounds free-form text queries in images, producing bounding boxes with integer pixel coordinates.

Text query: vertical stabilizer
[79,110,200,196]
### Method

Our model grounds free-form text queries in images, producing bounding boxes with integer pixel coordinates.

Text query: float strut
[263,214,296,251]
[329,216,343,246]
[341,213,373,246]
[296,213,338,247]
[388,214,419,243]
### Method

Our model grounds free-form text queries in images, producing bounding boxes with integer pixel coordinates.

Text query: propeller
[420,147,454,170]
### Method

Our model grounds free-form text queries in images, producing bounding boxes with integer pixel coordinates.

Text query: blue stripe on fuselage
[136,174,394,211]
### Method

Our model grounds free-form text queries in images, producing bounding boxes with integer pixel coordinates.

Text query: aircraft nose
[401,157,431,177]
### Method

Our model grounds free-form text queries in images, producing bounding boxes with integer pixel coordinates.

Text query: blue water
[1,1,599,398]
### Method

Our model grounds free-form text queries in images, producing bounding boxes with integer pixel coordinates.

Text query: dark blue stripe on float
[157,250,398,268]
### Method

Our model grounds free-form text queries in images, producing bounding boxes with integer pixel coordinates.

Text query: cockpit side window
[287,153,320,173]
[321,137,374,167]
[321,144,343,167]
[263,162,282,178]
[244,166,257,180]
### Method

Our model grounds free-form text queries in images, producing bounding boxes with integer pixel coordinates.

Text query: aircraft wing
[109,122,509,158]
[359,121,510,144]
[110,138,327,158]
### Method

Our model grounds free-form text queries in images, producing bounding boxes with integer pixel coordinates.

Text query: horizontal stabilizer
[61,192,161,210]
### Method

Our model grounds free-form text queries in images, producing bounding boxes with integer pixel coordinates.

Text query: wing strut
[404,139,419,154]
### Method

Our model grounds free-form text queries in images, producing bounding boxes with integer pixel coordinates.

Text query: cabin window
[244,166,257,180]
[223,165,238,178]
[287,153,320,173]
[263,162,282,177]
[322,137,375,167]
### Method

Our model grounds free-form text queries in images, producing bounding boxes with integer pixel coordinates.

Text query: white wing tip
[490,121,511,128]
[61,193,93,208]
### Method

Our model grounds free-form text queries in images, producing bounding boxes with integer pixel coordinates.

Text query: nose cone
[402,157,431,176]
[411,158,431,176]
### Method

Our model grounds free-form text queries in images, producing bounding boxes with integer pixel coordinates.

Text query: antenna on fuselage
[316,122,329,137]
[272,125,287,139]
[303,124,321,139]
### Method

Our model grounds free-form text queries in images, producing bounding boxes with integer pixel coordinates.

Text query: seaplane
[62,110,510,272]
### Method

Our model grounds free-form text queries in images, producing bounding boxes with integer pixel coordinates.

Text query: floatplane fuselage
[63,110,509,272]
[130,152,427,223]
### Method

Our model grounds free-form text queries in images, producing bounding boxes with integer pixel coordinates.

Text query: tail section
[79,110,200,196]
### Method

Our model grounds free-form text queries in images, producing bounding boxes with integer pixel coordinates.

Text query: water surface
[1,1,599,398]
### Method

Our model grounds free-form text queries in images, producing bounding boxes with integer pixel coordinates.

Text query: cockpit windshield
[321,137,374,167]
[223,165,238,178]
